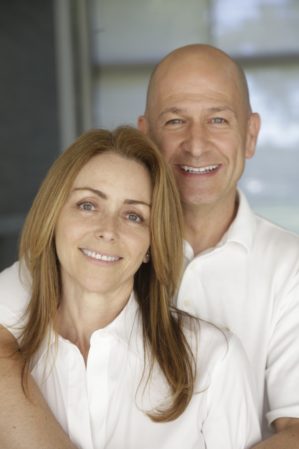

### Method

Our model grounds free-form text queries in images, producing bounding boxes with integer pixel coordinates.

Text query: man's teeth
[82,249,120,262]
[181,164,218,174]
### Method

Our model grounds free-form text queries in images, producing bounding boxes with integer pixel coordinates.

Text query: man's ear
[245,112,261,159]
[137,115,149,135]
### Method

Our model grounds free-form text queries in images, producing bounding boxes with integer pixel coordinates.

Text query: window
[86,0,299,232]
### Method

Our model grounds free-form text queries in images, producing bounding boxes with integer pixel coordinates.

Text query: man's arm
[252,419,299,448]
[0,325,77,449]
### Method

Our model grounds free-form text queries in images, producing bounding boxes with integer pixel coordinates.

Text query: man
[138,44,299,447]
[0,44,298,448]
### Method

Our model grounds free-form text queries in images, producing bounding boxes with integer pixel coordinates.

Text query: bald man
[138,44,299,448]
[0,44,299,449]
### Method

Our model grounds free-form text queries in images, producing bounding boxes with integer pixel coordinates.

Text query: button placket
[86,331,112,448]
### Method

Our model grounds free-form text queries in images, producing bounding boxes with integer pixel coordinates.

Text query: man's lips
[178,164,220,174]
[80,248,121,262]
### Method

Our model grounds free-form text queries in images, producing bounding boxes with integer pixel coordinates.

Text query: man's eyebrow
[72,187,151,207]
[158,107,185,119]
[158,105,236,118]
[207,106,235,115]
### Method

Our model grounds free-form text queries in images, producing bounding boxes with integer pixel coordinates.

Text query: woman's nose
[94,214,118,241]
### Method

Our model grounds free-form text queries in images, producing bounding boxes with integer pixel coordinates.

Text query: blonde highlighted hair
[19,126,195,422]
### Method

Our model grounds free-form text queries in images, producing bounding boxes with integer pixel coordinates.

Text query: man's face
[140,56,259,211]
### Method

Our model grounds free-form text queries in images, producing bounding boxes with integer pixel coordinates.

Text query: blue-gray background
[1,0,298,270]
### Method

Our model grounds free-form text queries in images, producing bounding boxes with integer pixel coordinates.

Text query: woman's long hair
[19,126,195,422]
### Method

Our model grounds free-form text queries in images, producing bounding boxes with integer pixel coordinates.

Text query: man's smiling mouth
[179,164,220,174]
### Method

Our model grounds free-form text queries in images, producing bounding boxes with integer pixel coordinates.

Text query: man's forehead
[146,46,249,115]
[155,65,231,103]
[156,57,237,87]
[153,72,241,105]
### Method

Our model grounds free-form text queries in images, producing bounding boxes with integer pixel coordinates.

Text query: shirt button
[183,299,192,308]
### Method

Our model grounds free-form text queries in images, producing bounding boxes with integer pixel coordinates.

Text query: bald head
[138,43,261,220]
[144,44,251,118]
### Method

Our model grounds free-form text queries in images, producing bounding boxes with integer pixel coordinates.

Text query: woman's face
[55,152,152,299]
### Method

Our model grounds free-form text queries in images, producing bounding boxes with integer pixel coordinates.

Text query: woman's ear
[143,249,150,264]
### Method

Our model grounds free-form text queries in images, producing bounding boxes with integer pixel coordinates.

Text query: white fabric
[177,191,299,438]
[0,266,260,449]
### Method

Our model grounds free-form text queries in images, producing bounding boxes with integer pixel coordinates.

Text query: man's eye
[78,202,95,211]
[211,117,226,124]
[165,118,184,126]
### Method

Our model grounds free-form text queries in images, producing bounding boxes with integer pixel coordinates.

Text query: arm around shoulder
[251,418,299,449]
[0,325,77,449]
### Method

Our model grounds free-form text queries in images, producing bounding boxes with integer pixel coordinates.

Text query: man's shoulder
[238,191,299,251]
[248,214,299,284]
[253,213,299,253]
[0,261,31,339]
[188,319,249,390]
[0,261,30,312]
[0,260,20,282]
[182,316,232,369]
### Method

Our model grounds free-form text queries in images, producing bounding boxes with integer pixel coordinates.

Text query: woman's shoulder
[0,261,31,338]
[181,314,246,387]
[181,313,230,353]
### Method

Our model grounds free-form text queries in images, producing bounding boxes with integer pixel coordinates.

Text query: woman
[0,126,260,448]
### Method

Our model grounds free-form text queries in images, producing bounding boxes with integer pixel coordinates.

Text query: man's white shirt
[177,190,299,437]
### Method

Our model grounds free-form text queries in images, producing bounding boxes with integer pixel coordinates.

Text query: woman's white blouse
[0,263,261,449]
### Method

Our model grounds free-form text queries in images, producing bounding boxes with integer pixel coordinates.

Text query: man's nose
[181,123,207,157]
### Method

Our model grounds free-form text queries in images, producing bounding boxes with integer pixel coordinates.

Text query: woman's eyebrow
[124,199,151,207]
[72,187,107,199]
[72,187,151,207]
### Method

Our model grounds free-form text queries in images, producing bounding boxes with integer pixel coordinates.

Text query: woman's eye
[78,202,95,211]
[126,213,142,223]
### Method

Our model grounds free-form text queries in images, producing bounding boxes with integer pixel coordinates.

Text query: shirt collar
[44,292,140,353]
[184,190,256,261]
[222,189,256,252]
[33,292,141,371]
[91,291,140,344]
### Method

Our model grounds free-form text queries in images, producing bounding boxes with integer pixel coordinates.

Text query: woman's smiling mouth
[81,248,121,262]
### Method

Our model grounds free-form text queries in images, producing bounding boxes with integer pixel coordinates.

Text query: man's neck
[183,193,239,255]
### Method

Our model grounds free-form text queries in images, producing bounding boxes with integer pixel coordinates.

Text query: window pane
[89,0,209,63]
[92,66,151,128]
[212,0,299,54]
[240,64,299,232]
[88,0,299,233]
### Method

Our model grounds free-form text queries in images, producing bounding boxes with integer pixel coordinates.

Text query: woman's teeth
[82,249,120,262]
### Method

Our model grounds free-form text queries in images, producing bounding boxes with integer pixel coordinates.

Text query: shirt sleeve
[0,261,30,340]
[266,267,299,425]
[202,333,261,449]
